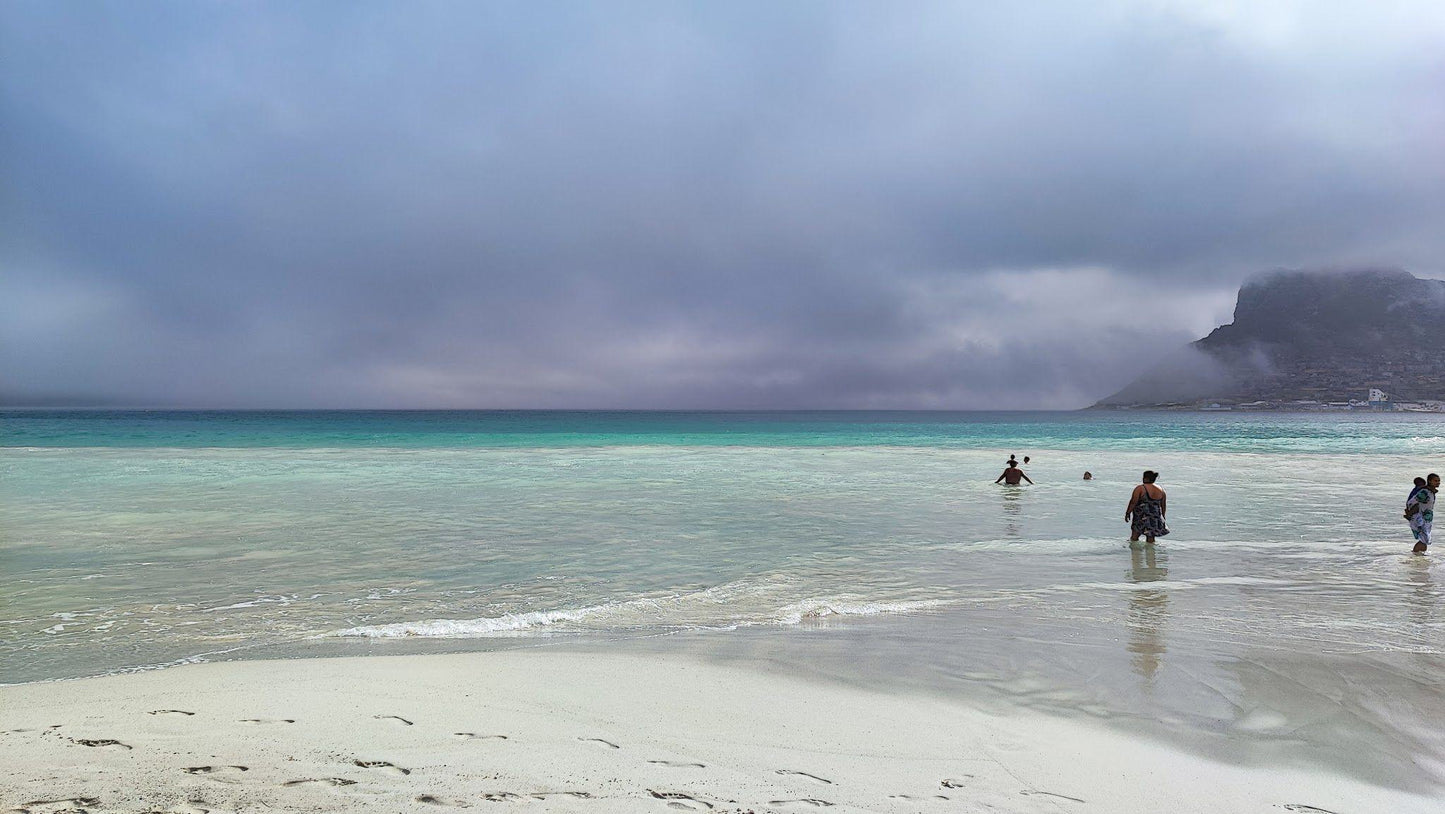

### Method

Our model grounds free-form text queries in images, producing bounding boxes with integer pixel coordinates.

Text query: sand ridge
[0,649,1437,813]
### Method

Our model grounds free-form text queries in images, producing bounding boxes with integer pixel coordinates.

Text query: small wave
[199,595,298,612]
[1006,575,1292,597]
[328,586,952,639]
[331,605,608,638]
[773,598,951,626]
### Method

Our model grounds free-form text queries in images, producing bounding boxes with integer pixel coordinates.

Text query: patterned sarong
[1407,488,1435,546]
[1131,487,1170,538]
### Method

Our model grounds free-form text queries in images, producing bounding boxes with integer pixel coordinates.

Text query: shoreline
[3,648,1439,814]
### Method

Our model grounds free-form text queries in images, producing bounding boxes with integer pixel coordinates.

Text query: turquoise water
[8,408,1445,452]
[4,410,1445,786]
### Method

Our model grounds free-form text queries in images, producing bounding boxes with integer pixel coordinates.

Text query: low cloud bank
[2,3,1442,407]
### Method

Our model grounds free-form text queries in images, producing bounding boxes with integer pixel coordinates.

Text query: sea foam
[329,588,951,639]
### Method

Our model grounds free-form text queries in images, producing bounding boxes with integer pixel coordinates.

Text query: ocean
[4,410,1444,786]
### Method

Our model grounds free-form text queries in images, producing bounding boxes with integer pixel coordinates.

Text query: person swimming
[1083,471,1093,480]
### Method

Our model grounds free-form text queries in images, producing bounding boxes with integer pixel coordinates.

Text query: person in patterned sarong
[1405,473,1438,554]
[1125,470,1169,544]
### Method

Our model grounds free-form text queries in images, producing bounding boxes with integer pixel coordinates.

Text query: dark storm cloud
[3,1,1443,407]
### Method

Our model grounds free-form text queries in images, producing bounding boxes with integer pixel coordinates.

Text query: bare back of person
[997,466,1032,485]
[1132,484,1164,502]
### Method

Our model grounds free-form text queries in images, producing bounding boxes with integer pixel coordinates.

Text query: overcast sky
[3,1,1443,408]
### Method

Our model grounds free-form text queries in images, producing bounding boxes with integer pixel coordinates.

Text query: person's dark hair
[1142,470,1158,483]
[1430,473,1440,482]
[1416,477,1428,487]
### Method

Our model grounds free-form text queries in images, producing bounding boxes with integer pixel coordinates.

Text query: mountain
[1096,268,1445,408]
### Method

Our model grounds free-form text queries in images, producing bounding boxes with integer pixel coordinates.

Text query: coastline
[3,648,1438,814]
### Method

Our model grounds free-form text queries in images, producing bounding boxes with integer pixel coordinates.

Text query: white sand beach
[2,648,1436,814]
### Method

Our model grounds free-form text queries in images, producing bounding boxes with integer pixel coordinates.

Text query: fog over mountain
[3,2,1444,408]
[1098,269,1445,406]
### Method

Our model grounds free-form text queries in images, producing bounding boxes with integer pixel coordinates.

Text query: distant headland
[1095,268,1445,412]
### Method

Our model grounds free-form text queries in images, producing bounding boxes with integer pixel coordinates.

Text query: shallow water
[4,410,1445,785]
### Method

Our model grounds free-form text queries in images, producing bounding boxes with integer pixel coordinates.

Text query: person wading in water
[1406,473,1438,554]
[996,460,1033,486]
[1125,470,1169,544]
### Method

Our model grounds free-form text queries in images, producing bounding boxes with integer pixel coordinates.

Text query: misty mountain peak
[1098,268,1445,407]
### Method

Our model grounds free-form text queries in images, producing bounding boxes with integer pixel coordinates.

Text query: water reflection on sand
[1000,486,1023,538]
[1126,543,1169,683]
[1407,556,1437,628]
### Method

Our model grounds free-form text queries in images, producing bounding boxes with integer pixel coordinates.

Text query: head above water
[1142,470,1159,483]
[1083,471,1093,480]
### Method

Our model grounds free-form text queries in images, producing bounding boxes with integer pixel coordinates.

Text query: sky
[3,1,1444,409]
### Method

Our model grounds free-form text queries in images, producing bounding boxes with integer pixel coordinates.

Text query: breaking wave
[328,583,951,639]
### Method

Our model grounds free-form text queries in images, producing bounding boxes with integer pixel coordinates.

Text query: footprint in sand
[648,760,706,768]
[648,790,713,810]
[940,777,971,788]
[481,792,525,802]
[415,794,467,807]
[353,759,411,775]
[149,709,196,716]
[774,769,832,785]
[17,798,102,814]
[239,718,295,725]
[184,765,249,776]
[889,794,950,801]
[283,778,358,788]
[68,737,132,749]
[373,714,414,726]
[768,801,834,809]
[579,736,621,749]
[1283,807,1340,814]
[532,792,593,800]
[1020,789,1086,804]
[454,732,508,741]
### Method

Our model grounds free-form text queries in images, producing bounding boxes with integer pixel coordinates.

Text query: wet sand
[2,649,1437,813]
